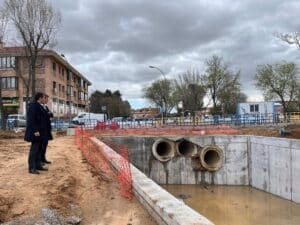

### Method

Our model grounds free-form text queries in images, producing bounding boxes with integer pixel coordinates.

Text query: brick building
[131,107,160,119]
[0,44,91,117]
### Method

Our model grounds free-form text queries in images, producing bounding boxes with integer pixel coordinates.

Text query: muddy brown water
[162,185,300,225]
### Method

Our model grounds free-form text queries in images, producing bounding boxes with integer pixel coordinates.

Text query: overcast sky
[50,0,300,109]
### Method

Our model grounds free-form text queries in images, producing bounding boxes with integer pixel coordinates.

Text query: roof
[0,46,92,85]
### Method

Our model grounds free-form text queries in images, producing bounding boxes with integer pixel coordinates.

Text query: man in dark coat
[25,92,49,174]
[39,94,53,164]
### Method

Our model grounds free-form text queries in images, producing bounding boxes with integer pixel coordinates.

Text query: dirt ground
[0,136,156,225]
[237,124,300,139]
[1,124,300,224]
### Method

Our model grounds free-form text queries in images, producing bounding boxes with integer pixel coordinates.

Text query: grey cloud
[49,0,300,108]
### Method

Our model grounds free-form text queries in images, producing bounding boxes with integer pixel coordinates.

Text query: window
[250,104,259,113]
[67,70,73,81]
[52,62,56,71]
[58,66,61,74]
[10,57,15,67]
[1,77,17,89]
[67,85,73,96]
[53,81,57,94]
[79,92,84,100]
[0,57,16,69]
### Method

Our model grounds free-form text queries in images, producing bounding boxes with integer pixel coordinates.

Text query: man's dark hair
[34,92,44,102]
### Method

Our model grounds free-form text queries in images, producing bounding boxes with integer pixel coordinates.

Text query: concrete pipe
[175,139,198,157]
[199,145,223,171]
[152,138,175,162]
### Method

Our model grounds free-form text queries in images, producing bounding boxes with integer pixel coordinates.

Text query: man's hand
[34,132,40,136]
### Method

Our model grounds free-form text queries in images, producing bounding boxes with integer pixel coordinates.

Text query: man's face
[42,96,49,104]
[37,96,44,104]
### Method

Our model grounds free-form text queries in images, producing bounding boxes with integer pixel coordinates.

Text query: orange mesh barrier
[75,128,132,200]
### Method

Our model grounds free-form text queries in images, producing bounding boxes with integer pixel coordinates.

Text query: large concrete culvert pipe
[175,139,198,157]
[199,145,223,171]
[152,138,175,162]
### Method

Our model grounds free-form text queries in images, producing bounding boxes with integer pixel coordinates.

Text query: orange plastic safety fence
[117,146,132,200]
[74,128,132,200]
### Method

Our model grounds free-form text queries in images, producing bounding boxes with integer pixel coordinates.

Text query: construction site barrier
[74,128,132,200]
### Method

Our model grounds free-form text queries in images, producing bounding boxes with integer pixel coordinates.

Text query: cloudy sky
[50,0,300,109]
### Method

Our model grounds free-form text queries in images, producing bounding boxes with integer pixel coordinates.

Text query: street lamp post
[149,65,166,80]
[149,65,167,125]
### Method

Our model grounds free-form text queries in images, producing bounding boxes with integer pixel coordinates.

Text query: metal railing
[1,112,300,131]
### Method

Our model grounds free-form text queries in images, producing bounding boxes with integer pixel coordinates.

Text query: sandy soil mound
[0,136,156,225]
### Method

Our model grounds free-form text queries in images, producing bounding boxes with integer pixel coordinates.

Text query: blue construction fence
[1,112,300,131]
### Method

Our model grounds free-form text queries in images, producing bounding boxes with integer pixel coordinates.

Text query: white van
[72,113,106,125]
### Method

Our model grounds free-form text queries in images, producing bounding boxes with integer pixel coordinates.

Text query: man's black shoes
[29,170,40,174]
[36,167,48,171]
[42,160,52,164]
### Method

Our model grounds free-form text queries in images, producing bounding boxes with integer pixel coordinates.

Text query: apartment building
[0,44,91,117]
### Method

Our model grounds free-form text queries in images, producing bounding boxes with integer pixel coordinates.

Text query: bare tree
[255,62,299,113]
[276,32,300,49]
[174,70,206,116]
[0,8,8,44]
[4,0,61,108]
[204,55,242,114]
[276,32,300,110]
[143,79,176,116]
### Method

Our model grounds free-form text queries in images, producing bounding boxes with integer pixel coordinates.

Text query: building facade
[131,107,160,119]
[0,45,91,117]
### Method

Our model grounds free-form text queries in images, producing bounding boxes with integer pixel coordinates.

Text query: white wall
[237,102,274,114]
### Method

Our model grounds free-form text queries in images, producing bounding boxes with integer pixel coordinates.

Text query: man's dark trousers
[28,141,41,171]
[40,140,48,162]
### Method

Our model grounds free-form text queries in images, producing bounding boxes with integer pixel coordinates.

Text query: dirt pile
[238,124,300,139]
[0,136,155,225]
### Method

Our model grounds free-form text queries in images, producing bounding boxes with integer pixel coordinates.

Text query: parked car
[6,114,26,128]
[72,113,106,125]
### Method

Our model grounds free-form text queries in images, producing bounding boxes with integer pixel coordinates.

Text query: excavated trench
[103,135,300,225]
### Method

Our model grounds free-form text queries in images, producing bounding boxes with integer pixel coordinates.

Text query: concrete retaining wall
[249,136,300,203]
[109,136,249,186]
[89,137,214,225]
[108,136,300,203]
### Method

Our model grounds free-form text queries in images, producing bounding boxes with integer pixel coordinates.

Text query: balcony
[2,89,19,98]
[77,99,86,105]
[77,86,84,92]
